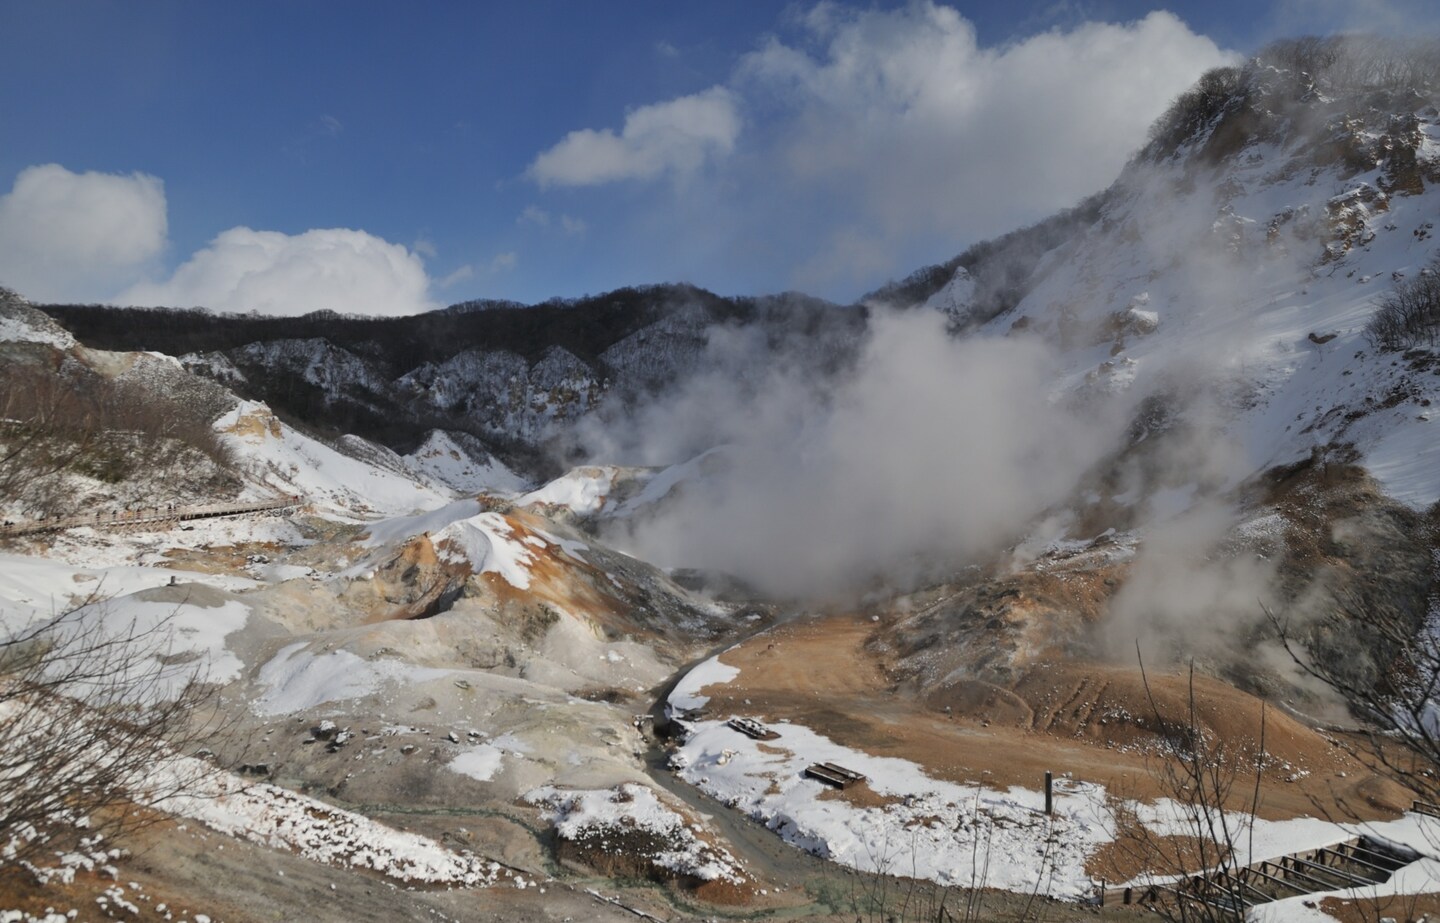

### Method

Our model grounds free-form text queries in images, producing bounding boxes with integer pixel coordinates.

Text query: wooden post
[1045,770,1053,815]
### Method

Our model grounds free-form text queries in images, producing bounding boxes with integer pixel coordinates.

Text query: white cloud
[119,227,434,317]
[736,5,1235,285]
[523,2,1234,297]
[527,87,741,187]
[519,205,587,236]
[437,264,475,288]
[487,251,518,273]
[0,164,167,302]
[518,205,551,228]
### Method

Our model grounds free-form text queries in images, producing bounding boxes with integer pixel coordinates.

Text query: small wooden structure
[804,762,867,789]
[1412,799,1440,819]
[726,717,780,741]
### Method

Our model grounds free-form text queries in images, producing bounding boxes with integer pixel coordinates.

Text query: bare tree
[1110,655,1269,922]
[0,599,226,873]
[0,372,95,520]
[1267,592,1440,808]
[1366,261,1440,352]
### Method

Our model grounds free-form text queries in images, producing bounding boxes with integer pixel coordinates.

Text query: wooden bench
[804,762,867,789]
[726,717,780,741]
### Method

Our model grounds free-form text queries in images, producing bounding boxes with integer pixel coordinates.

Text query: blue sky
[1,1,1437,314]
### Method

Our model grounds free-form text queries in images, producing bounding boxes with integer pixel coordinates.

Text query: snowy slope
[0,288,76,348]
[401,429,529,495]
[913,69,1440,510]
[215,400,455,516]
[519,466,621,516]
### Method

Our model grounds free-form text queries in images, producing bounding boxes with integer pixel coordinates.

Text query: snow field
[0,553,258,635]
[401,430,528,495]
[666,654,740,713]
[433,511,536,589]
[357,500,541,589]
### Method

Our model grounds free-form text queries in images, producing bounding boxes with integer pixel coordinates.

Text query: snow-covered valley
[5,40,1440,923]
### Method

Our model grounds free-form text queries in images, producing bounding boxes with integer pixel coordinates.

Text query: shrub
[1366,259,1440,351]
[0,365,237,516]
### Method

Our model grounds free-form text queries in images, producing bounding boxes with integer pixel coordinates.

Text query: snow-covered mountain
[869,45,1440,512]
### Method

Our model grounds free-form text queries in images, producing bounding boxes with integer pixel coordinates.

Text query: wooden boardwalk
[1097,834,1415,914]
[0,497,306,537]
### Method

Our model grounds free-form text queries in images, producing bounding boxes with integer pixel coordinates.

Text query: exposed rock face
[39,286,864,481]
[395,345,605,443]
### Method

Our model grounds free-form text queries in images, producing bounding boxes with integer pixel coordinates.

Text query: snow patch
[254,643,450,716]
[519,467,617,516]
[666,653,740,714]
[671,717,1113,898]
[433,512,536,589]
[525,783,745,883]
[448,745,506,782]
[153,756,508,887]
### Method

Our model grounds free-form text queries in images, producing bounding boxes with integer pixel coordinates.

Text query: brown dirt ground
[162,540,288,577]
[0,805,664,923]
[0,862,222,923]
[691,611,1414,829]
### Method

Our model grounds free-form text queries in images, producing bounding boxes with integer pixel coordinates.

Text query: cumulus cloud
[527,87,741,186]
[119,227,434,316]
[0,164,167,302]
[747,5,1235,288]
[526,2,1234,296]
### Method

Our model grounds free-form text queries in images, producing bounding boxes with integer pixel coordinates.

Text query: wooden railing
[0,497,306,537]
